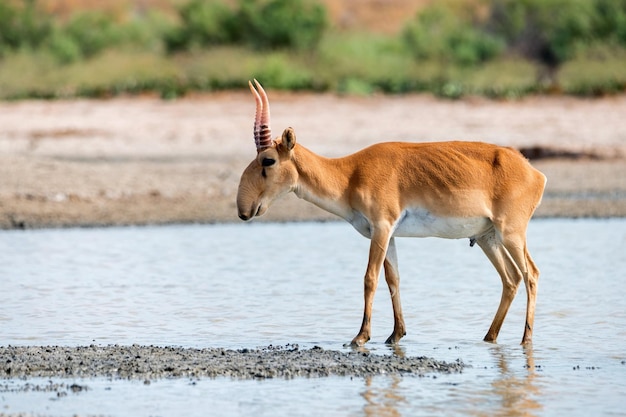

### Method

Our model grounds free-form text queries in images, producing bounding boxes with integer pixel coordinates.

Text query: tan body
[238,81,546,346]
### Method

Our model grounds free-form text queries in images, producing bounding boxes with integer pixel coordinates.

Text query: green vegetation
[403,2,504,66]
[0,0,625,100]
[164,0,327,52]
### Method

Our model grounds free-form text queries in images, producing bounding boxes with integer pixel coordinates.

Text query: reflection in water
[354,345,407,416]
[484,345,543,417]
[358,344,544,417]
[361,375,405,417]
[388,344,407,358]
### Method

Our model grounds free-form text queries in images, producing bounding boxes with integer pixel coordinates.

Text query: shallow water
[1,219,625,416]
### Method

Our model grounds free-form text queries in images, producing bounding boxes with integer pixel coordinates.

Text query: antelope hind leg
[383,238,406,344]
[476,232,523,343]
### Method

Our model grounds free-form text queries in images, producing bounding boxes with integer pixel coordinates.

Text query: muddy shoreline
[0,345,464,381]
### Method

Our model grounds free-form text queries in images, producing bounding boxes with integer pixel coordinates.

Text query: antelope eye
[262,157,276,167]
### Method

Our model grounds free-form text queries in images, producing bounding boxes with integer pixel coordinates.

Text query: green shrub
[403,0,626,82]
[164,0,236,52]
[592,0,626,44]
[235,0,327,50]
[403,2,504,66]
[62,12,123,59]
[48,31,82,64]
[0,1,20,51]
[489,0,598,68]
[167,0,328,52]
[0,0,51,54]
[48,10,169,64]
[113,12,173,52]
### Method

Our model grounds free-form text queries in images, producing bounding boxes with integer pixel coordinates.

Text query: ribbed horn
[248,80,263,150]
[252,79,272,151]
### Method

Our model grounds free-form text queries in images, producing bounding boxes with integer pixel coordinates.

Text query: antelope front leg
[350,226,392,347]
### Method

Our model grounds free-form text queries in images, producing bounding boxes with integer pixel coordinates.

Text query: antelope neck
[292,145,352,220]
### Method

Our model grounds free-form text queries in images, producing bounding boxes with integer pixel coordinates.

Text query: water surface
[1,219,625,416]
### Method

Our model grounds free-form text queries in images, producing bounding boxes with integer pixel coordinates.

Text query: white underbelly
[393,208,491,239]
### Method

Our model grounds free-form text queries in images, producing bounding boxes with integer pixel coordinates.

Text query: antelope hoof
[521,337,533,346]
[385,331,406,345]
[346,334,369,347]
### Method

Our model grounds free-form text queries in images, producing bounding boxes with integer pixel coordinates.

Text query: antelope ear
[281,127,296,151]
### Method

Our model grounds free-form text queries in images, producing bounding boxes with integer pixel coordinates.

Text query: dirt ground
[1,92,625,229]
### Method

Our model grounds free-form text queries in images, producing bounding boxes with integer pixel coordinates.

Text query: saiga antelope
[237,80,546,346]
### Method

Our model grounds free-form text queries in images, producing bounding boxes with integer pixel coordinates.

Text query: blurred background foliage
[0,0,625,99]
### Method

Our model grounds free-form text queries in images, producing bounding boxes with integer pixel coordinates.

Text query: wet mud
[0,345,464,381]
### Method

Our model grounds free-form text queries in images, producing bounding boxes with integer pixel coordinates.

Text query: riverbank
[1,93,625,229]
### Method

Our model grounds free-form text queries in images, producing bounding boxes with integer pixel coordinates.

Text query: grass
[1,32,625,100]
[559,46,626,96]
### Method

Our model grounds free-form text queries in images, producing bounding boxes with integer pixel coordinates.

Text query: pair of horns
[249,79,272,151]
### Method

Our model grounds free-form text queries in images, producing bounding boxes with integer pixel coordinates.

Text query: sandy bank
[1,93,625,229]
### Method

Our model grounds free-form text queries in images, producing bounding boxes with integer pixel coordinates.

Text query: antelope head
[237,80,298,221]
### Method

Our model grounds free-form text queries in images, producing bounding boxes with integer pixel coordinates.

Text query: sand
[1,92,625,229]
